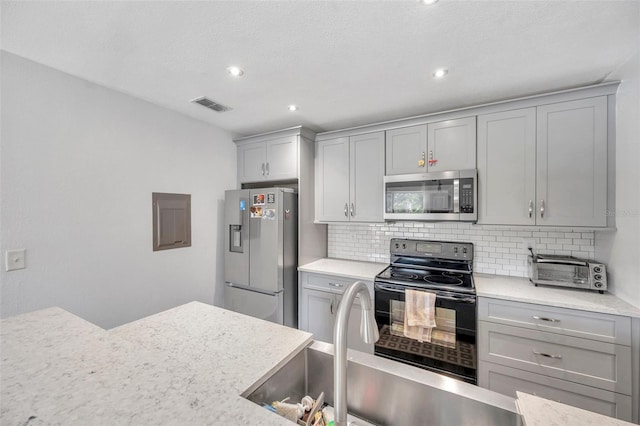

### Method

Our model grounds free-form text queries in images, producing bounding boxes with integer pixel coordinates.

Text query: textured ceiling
[2,1,639,137]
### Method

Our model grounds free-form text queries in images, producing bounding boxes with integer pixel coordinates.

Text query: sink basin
[244,341,523,425]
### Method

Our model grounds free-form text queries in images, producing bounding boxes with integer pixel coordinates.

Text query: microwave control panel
[460,178,474,213]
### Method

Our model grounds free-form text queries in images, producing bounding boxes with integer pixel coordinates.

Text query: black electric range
[374,238,477,384]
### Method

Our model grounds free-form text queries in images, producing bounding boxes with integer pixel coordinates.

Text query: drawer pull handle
[532,316,560,322]
[533,350,562,359]
[329,282,344,288]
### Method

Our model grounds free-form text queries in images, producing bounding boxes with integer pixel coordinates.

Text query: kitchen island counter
[1,302,312,425]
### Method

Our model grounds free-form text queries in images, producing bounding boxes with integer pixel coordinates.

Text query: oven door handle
[374,283,406,294]
[374,283,476,303]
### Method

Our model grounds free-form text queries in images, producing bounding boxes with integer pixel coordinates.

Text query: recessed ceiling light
[433,68,448,78]
[288,105,298,112]
[421,0,439,5]
[226,66,244,77]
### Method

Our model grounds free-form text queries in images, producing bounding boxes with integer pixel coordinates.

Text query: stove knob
[594,274,603,281]
[395,243,399,249]
[593,266,602,273]
[453,247,458,253]
[594,282,603,288]
[463,248,468,254]
[402,243,407,249]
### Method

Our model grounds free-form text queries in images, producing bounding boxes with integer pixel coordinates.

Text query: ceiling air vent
[190,97,232,112]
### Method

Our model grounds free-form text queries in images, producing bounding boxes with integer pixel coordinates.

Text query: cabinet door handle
[540,199,545,218]
[528,200,533,219]
[533,350,562,359]
[350,203,355,217]
[261,163,265,176]
[266,162,269,176]
[428,150,437,165]
[532,316,560,322]
[344,203,348,217]
[329,282,344,288]
[330,301,333,315]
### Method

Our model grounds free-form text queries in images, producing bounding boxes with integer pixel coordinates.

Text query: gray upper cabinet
[238,141,266,183]
[385,125,427,175]
[537,97,608,227]
[478,108,537,225]
[315,137,350,221]
[478,97,608,227]
[350,133,385,222]
[316,132,384,222]
[427,117,477,171]
[238,135,297,183]
[385,117,476,175]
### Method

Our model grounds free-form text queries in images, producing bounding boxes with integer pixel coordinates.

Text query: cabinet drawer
[478,321,631,394]
[301,273,373,297]
[479,361,633,422]
[478,298,631,345]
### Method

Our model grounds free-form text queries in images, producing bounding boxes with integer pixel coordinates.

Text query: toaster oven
[528,254,607,293]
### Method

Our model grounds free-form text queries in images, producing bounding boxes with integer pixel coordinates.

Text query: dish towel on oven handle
[404,289,437,343]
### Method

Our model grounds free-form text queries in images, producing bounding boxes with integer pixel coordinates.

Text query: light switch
[6,249,26,271]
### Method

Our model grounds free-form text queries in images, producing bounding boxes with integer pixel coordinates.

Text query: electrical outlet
[5,249,26,271]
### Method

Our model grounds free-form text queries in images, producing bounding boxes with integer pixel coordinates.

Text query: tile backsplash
[328,222,596,277]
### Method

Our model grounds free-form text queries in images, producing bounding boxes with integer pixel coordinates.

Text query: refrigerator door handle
[226,282,282,296]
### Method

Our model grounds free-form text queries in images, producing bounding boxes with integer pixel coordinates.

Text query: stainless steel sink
[244,341,523,425]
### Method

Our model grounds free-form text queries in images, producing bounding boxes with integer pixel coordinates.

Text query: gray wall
[1,52,236,328]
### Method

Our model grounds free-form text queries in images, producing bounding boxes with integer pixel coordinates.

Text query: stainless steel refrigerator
[224,188,297,327]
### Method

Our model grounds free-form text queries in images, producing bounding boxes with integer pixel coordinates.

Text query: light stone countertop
[516,392,635,426]
[298,258,387,281]
[299,258,640,317]
[475,273,640,318]
[1,302,633,426]
[1,302,312,425]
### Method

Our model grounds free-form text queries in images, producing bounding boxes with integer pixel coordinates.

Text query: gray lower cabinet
[299,272,374,354]
[303,288,335,344]
[478,297,634,421]
[479,362,632,421]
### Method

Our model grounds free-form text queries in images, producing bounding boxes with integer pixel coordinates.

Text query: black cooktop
[376,266,475,295]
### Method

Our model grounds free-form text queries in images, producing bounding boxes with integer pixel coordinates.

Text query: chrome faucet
[333,281,379,426]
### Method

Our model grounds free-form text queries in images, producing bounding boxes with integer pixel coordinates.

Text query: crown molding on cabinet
[315,82,620,142]
[234,125,316,145]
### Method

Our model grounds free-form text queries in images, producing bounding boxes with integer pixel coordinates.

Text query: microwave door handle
[453,179,460,213]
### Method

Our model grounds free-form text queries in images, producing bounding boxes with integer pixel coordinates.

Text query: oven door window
[385,179,456,214]
[374,284,476,383]
[389,301,457,348]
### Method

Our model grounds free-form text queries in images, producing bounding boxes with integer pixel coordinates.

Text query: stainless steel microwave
[384,170,477,222]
